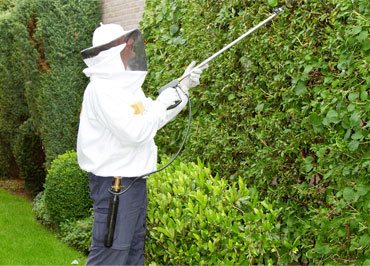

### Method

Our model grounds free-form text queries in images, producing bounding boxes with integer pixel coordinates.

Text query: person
[76,23,206,265]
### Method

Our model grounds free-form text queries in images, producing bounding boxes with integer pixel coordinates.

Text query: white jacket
[77,44,187,177]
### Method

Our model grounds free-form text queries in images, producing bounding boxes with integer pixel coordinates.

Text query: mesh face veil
[81,28,147,72]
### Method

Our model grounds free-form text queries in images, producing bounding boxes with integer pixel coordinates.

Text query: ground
[0,178,30,199]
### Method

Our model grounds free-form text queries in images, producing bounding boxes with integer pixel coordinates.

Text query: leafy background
[0,0,368,264]
[0,0,100,194]
[141,0,369,263]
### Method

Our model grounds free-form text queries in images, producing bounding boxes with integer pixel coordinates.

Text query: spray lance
[103,6,284,248]
[161,6,284,109]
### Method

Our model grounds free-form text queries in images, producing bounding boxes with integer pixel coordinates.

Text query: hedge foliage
[0,1,38,181]
[0,0,100,194]
[59,214,93,254]
[35,150,368,264]
[25,0,101,167]
[141,0,369,264]
[36,153,290,264]
[43,151,91,225]
[1,0,368,263]
[147,159,285,264]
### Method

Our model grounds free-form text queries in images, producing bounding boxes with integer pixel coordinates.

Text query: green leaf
[228,93,236,101]
[351,131,363,140]
[303,156,314,173]
[207,240,214,252]
[348,92,359,102]
[310,112,321,126]
[359,235,370,246]
[255,103,264,112]
[350,112,361,127]
[357,30,368,42]
[348,140,359,151]
[326,109,340,124]
[343,187,356,202]
[356,185,368,197]
[363,39,370,51]
[172,36,186,45]
[360,90,368,101]
[314,243,331,255]
[267,0,278,7]
[169,24,179,35]
[294,81,306,96]
[346,25,362,36]
[363,149,370,160]
[347,103,356,112]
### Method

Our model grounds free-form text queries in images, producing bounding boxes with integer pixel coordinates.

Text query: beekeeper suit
[77,23,205,265]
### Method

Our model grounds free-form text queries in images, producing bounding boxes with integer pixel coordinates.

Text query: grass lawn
[0,188,86,265]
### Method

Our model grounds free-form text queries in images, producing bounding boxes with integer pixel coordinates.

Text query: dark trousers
[86,173,148,266]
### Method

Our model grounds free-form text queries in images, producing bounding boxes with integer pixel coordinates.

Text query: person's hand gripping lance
[158,61,208,110]
[104,176,123,248]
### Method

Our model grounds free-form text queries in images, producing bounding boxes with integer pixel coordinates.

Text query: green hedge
[0,0,100,193]
[0,3,38,179]
[13,118,45,195]
[25,0,101,167]
[43,151,91,225]
[35,149,369,264]
[141,0,369,264]
[59,214,93,254]
[147,159,285,264]
[36,153,288,264]
[142,1,370,185]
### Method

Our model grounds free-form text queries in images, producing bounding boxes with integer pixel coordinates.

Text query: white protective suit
[77,28,188,177]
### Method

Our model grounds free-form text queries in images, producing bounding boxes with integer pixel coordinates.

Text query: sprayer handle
[158,79,180,94]
[158,79,182,110]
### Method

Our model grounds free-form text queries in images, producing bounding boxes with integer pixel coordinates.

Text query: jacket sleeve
[92,88,167,145]
[142,88,189,130]
[158,88,188,129]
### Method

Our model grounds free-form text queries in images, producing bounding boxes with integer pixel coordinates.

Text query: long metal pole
[179,7,284,81]
[160,6,284,109]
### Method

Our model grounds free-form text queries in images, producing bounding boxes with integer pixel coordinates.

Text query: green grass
[0,189,86,265]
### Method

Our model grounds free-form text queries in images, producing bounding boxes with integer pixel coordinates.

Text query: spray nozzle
[273,6,284,14]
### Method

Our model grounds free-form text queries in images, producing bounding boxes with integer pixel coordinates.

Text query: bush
[36,154,287,264]
[146,159,285,265]
[32,191,54,227]
[141,0,369,263]
[24,0,101,167]
[0,3,38,178]
[13,118,45,195]
[44,151,91,225]
[59,214,93,254]
[0,0,100,193]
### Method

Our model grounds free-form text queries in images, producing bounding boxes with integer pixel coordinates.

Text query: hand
[179,61,208,92]
[156,87,181,110]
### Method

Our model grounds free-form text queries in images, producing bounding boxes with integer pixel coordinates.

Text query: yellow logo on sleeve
[130,101,144,115]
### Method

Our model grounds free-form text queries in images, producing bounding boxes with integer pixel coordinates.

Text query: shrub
[59,213,93,254]
[37,155,287,264]
[24,0,101,167]
[0,3,38,178]
[43,151,91,225]
[13,118,45,196]
[146,159,285,265]
[0,0,100,193]
[141,0,369,263]
[32,191,54,227]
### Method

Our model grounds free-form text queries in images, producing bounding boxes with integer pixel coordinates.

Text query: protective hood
[81,26,148,93]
